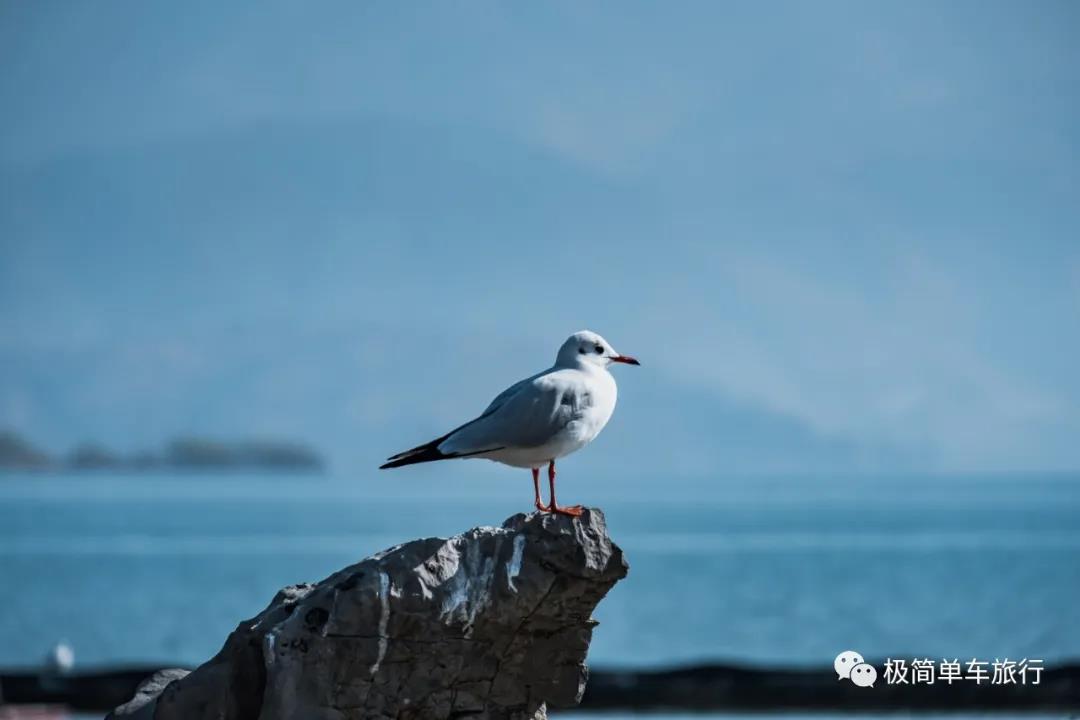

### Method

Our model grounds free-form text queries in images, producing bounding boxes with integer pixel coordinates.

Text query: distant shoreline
[0,430,325,473]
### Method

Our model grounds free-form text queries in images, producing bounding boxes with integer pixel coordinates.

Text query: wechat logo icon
[835,650,876,688]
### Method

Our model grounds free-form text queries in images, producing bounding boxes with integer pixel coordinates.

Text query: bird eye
[578,347,586,354]
[594,345,604,354]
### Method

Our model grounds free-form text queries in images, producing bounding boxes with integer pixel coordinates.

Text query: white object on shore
[36,641,74,694]
[44,642,74,675]
[380,330,639,515]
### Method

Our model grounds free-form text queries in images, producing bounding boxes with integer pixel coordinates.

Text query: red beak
[611,354,641,366]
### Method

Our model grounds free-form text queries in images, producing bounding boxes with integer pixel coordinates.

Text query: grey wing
[439,372,580,454]
[480,370,547,415]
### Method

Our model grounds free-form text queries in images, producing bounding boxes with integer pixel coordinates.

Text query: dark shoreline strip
[580,662,1080,713]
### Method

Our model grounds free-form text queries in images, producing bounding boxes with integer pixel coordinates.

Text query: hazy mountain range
[2,2,1077,476]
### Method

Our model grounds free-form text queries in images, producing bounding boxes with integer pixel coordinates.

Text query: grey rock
[107,668,190,719]
[110,508,627,720]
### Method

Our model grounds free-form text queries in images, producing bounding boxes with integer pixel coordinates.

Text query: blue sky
[1,1,1078,475]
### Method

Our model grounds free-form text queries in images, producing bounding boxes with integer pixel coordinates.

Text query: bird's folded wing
[480,370,543,415]
[439,373,579,455]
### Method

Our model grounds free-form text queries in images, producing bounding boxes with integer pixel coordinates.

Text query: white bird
[380,330,639,516]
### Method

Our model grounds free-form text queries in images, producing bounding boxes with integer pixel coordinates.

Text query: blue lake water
[1,472,1078,673]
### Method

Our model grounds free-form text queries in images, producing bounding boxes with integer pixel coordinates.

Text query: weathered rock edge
[108,508,627,720]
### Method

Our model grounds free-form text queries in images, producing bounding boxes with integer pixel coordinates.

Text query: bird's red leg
[547,459,583,517]
[532,467,547,511]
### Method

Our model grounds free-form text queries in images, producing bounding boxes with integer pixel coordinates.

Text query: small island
[0,430,324,473]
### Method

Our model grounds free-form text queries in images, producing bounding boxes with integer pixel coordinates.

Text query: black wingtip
[378,444,449,469]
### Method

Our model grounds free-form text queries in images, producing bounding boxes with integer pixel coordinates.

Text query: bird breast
[565,369,617,444]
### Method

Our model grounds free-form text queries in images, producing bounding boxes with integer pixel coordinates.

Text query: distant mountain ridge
[0,116,923,475]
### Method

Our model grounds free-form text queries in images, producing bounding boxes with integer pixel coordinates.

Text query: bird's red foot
[549,504,584,517]
[535,498,548,511]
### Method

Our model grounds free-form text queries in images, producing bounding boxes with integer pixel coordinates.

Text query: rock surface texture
[108,508,627,720]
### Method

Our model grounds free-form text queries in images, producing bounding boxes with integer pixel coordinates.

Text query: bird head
[556,330,640,369]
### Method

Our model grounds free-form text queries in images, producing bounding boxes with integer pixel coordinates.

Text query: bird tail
[379,440,448,469]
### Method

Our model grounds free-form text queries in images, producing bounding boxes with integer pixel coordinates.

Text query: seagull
[380,330,639,516]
